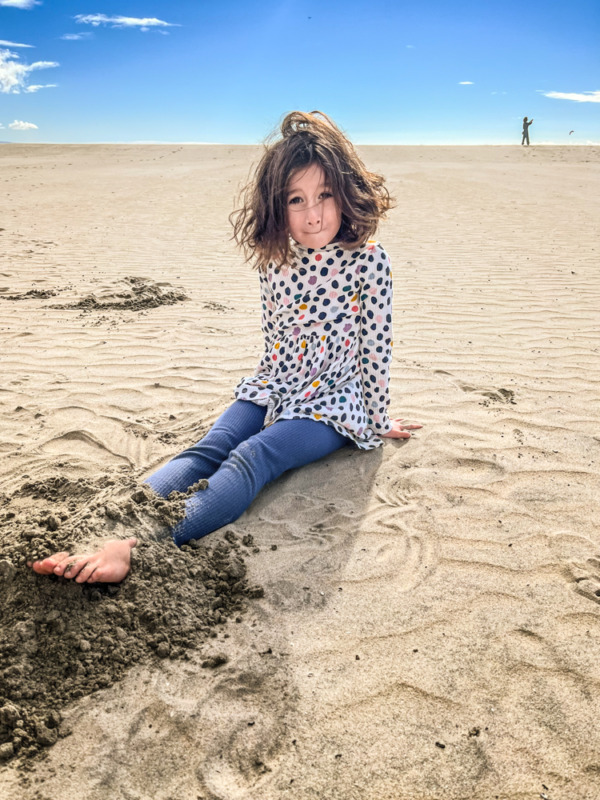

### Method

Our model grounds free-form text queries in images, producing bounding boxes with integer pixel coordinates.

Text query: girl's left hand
[381,418,423,439]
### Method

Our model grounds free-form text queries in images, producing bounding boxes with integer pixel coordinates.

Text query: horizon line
[1,141,598,147]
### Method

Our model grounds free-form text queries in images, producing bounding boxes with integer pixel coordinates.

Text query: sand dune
[1,144,600,799]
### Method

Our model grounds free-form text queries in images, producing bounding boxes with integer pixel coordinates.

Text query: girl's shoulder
[364,239,387,255]
[361,239,390,266]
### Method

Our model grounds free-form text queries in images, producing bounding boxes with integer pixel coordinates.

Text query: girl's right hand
[381,419,423,439]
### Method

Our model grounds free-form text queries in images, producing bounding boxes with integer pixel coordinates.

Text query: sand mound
[0,276,187,312]
[0,476,258,766]
[52,276,188,312]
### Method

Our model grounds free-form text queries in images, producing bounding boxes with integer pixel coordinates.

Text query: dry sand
[1,143,599,800]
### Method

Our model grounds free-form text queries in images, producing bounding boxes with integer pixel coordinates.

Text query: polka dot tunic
[235,239,393,449]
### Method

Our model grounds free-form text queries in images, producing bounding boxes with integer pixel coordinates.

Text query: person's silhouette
[522,117,533,146]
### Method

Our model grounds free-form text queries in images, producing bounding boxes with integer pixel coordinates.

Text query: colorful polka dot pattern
[235,240,393,450]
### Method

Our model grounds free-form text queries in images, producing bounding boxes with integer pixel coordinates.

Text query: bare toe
[61,556,90,579]
[49,552,79,575]
[75,560,99,584]
[31,552,70,575]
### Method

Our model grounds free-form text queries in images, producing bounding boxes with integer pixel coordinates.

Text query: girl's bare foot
[28,538,137,584]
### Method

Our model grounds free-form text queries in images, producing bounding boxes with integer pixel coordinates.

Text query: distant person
[522,117,533,146]
[30,110,422,584]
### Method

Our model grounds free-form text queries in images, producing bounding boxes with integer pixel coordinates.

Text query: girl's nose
[306,202,322,225]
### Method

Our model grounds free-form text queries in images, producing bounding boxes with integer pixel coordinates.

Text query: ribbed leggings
[145,400,349,545]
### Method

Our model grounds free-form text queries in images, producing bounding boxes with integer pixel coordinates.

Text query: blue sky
[1,0,599,144]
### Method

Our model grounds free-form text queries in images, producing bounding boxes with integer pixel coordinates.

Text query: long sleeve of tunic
[235,239,394,449]
[358,244,393,434]
[254,268,276,375]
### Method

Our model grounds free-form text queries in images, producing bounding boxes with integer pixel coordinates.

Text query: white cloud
[74,14,178,31]
[544,90,600,103]
[0,39,34,48]
[0,0,40,7]
[0,49,58,93]
[9,119,38,130]
[60,33,92,41]
[25,83,56,92]
[459,81,474,85]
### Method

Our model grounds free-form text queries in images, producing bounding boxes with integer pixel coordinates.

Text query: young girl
[30,110,420,584]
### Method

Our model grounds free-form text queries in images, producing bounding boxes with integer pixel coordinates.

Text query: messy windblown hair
[230,110,393,270]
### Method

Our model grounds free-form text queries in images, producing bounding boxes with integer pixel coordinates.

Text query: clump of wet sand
[1,276,187,311]
[53,276,188,312]
[0,474,257,766]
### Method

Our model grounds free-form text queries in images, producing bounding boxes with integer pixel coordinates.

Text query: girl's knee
[227,437,283,487]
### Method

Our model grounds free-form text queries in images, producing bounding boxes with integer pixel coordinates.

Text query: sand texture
[1,144,600,799]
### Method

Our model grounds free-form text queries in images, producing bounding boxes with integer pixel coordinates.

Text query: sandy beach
[1,143,599,800]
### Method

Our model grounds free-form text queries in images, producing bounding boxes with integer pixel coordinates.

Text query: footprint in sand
[374,476,420,508]
[434,369,516,405]
[339,473,438,590]
[445,454,505,485]
[195,650,293,799]
[568,556,600,605]
[343,532,433,591]
[343,490,437,592]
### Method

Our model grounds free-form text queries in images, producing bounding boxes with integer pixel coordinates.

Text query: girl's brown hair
[230,110,393,270]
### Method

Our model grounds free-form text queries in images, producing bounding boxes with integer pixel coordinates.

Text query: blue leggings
[145,400,349,545]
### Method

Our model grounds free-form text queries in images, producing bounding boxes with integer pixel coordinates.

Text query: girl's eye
[288,196,302,205]
[320,191,334,200]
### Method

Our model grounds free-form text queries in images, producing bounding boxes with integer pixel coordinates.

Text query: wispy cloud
[9,119,38,130]
[459,81,474,85]
[25,83,56,92]
[0,39,34,48]
[0,0,40,8]
[544,90,600,103]
[0,49,58,94]
[74,14,178,32]
[60,33,92,41]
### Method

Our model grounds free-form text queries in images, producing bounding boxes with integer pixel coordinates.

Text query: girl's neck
[293,241,340,254]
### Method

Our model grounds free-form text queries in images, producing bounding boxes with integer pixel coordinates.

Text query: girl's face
[286,163,342,249]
